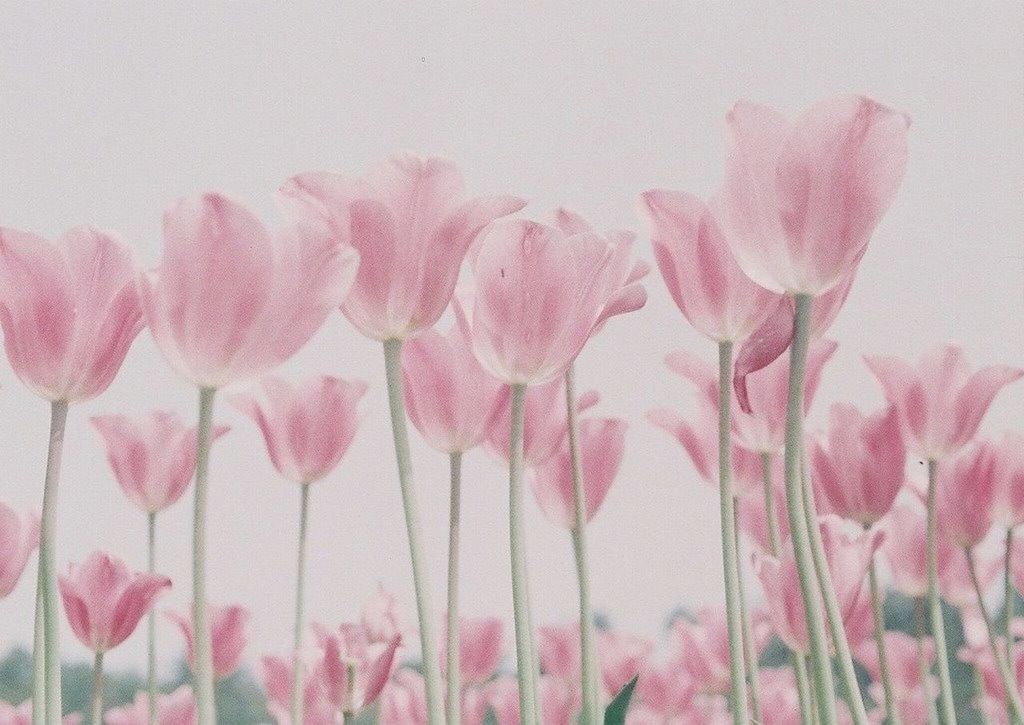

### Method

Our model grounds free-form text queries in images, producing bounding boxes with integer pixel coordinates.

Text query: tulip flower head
[310,622,401,715]
[0,702,81,725]
[672,607,772,696]
[166,603,250,680]
[992,431,1024,529]
[379,668,429,725]
[0,503,39,599]
[935,440,998,549]
[440,616,504,685]
[102,686,198,725]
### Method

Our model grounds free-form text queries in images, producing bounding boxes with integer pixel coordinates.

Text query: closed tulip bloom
[0,702,81,725]
[935,440,997,549]
[165,604,249,680]
[716,94,910,296]
[441,617,503,684]
[864,344,1024,460]
[992,432,1024,528]
[0,504,39,598]
[0,227,143,402]
[140,193,358,388]
[672,607,771,695]
[640,189,783,342]
[809,403,906,525]
[103,686,198,725]
[58,552,171,653]
[90,412,230,513]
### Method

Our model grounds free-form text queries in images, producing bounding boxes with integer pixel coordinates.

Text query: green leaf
[603,674,639,724]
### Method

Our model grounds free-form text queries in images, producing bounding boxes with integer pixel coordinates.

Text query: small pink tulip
[102,686,198,725]
[379,669,428,725]
[935,440,997,549]
[717,94,910,296]
[485,676,578,725]
[90,412,230,514]
[141,192,358,388]
[633,658,697,718]
[530,417,626,528]
[440,616,503,684]
[672,607,772,695]
[58,551,170,653]
[229,375,367,484]
[640,189,783,342]
[598,630,653,700]
[312,625,401,714]
[281,153,526,341]
[958,639,1024,716]
[260,654,337,725]
[361,586,403,644]
[855,631,936,707]
[992,431,1024,528]
[0,226,143,402]
[165,603,249,679]
[0,503,39,598]
[0,702,81,725]
[864,344,1024,460]
[737,476,791,554]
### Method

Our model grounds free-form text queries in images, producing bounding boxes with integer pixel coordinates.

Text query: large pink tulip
[864,344,1023,460]
[140,193,358,388]
[0,702,81,725]
[672,607,772,696]
[103,686,198,725]
[281,153,525,341]
[640,189,783,342]
[992,431,1024,528]
[935,440,998,549]
[0,503,39,598]
[165,604,249,680]
[58,551,170,653]
[0,226,143,402]
[90,412,229,513]
[716,94,910,296]
[440,616,503,684]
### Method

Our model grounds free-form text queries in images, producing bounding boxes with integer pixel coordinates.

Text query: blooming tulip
[103,686,198,725]
[260,654,337,725]
[310,622,401,716]
[0,503,39,599]
[440,616,503,684]
[485,676,579,725]
[672,608,772,696]
[935,440,998,549]
[165,604,249,680]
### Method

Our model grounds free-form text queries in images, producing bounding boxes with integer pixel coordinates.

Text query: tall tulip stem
[291,483,312,725]
[382,339,445,725]
[147,512,158,725]
[912,596,939,725]
[192,386,217,725]
[925,459,957,724]
[1006,527,1016,664]
[867,545,900,725]
[91,651,104,725]
[735,507,762,722]
[446,450,463,725]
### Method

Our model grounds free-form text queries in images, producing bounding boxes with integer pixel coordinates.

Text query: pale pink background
[0,2,1021,677]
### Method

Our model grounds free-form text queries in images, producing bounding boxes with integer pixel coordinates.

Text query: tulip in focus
[165,604,250,680]
[0,503,39,599]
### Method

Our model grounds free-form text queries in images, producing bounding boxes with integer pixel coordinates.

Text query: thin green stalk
[32,576,45,725]
[192,386,217,725]
[91,651,104,725]
[912,597,939,725]
[291,483,312,725]
[925,460,957,724]
[735,505,762,722]
[793,653,815,725]
[508,383,539,724]
[1006,526,1016,666]
[147,512,157,725]
[565,365,599,723]
[382,339,444,725]
[446,451,463,725]
[867,544,900,725]
[783,294,836,725]
[343,660,357,723]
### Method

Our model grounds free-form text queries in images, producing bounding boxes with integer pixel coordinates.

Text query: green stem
[761,452,781,556]
[784,294,836,725]
[147,512,157,725]
[291,484,312,725]
[867,543,900,725]
[32,578,44,725]
[1006,527,1016,666]
[382,339,445,725]
[90,651,104,725]
[794,653,815,725]
[735,505,762,722]
[912,596,939,725]
[446,451,462,725]
[192,386,217,725]
[925,460,957,724]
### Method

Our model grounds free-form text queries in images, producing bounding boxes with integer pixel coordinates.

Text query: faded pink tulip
[935,440,998,549]
[165,603,249,680]
[229,375,367,484]
[716,94,910,296]
[361,586,403,644]
[530,417,626,528]
[485,676,578,725]
[672,607,772,695]
[440,616,503,684]
[632,658,699,721]
[0,503,39,598]
[260,654,336,725]
[103,686,198,725]
[140,192,358,388]
[808,403,906,525]
[0,702,81,725]
[312,625,400,714]
[992,431,1024,528]
[90,412,229,513]
[598,630,654,699]
[856,630,936,721]
[640,189,783,342]
[401,299,505,453]
[958,639,1024,720]
[737,475,791,554]
[0,226,143,402]
[864,344,1024,460]
[469,219,645,385]
[281,153,525,341]
[379,669,428,725]
[1013,538,1024,598]
[58,551,170,653]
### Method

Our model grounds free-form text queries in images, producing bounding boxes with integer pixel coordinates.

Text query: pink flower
[281,153,525,341]
[0,503,39,598]
[380,669,428,725]
[58,551,171,653]
[737,474,790,554]
[1013,538,1024,599]
[260,654,337,725]
[808,403,906,525]
[469,219,645,385]
[441,616,503,684]
[633,658,697,718]
[716,94,910,295]
[598,630,653,700]
[0,702,81,725]
[312,625,401,714]
[640,189,783,342]
[165,603,249,679]
[361,586,403,644]
[485,676,579,725]
[530,417,626,528]
[672,607,771,695]
[855,631,936,714]
[102,686,198,725]
[0,226,143,402]
[229,375,367,484]
[958,639,1024,716]
[992,431,1024,528]
[935,440,997,549]
[401,299,505,453]
[864,344,1024,460]
[90,412,230,514]
[140,192,358,388]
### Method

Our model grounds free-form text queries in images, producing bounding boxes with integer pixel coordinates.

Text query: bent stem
[867,544,900,725]
[446,451,463,725]
[147,512,157,725]
[91,651,104,725]
[291,484,312,725]
[192,386,217,725]
[382,339,445,725]
[925,460,957,725]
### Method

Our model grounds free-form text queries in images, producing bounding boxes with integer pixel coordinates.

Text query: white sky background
[0,2,1022,677]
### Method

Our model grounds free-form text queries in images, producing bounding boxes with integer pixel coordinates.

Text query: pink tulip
[380,669,428,725]
[864,344,1024,460]
[102,686,198,725]
[530,417,626,528]
[260,654,337,725]
[140,192,358,388]
[538,622,581,680]
[640,189,783,342]
[597,630,654,699]
[716,94,910,296]
[361,586,403,645]
[165,603,249,679]
[440,616,503,684]
[958,639,1024,719]
[935,440,997,549]
[0,226,143,402]
[0,503,39,598]
[401,299,505,453]
[855,631,936,712]
[0,702,81,725]
[992,431,1024,528]
[281,153,525,341]
[90,412,230,513]
[312,625,401,714]
[469,219,646,385]
[737,476,790,554]
[229,375,367,484]
[672,607,772,695]
[1013,537,1024,598]
[633,658,697,719]
[58,551,170,653]
[485,676,579,725]
[808,403,906,525]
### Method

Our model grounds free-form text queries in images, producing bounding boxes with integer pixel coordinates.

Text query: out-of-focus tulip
[0,503,39,598]
[165,604,249,680]
[864,344,1023,460]
[958,639,1024,722]
[935,440,998,549]
[672,607,772,695]
[856,630,936,724]
[0,226,143,402]
[632,658,698,720]
[91,412,229,513]
[361,586,403,645]
[379,669,428,725]
[440,616,503,684]
[312,625,400,715]
[737,474,791,554]
[597,630,653,700]
[0,702,81,725]
[484,676,579,725]
[102,686,198,725]
[58,551,170,653]
[260,654,336,725]
[993,431,1024,529]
